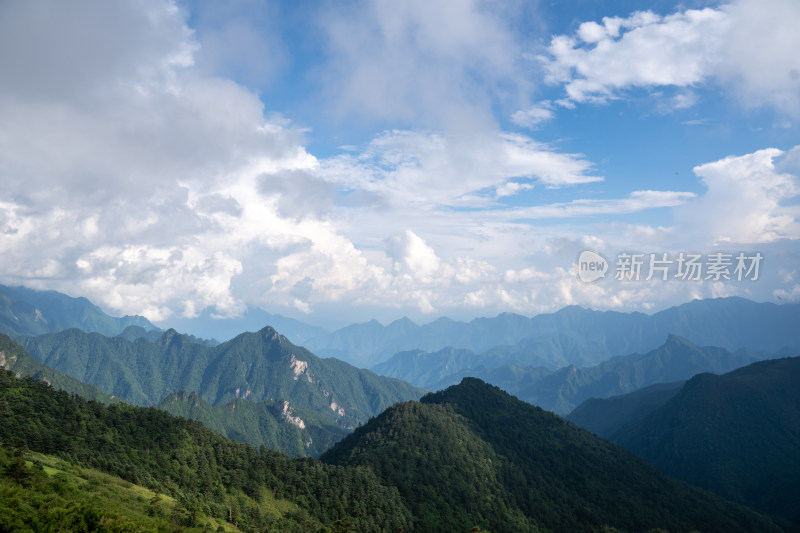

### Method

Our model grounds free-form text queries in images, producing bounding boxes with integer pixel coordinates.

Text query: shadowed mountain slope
[566,380,685,438]
[323,377,781,533]
[614,357,800,528]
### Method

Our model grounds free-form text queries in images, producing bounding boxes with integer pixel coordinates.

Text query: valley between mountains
[1,284,799,532]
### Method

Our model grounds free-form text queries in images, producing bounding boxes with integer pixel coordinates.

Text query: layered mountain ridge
[611,357,800,527]
[0,283,157,339]
[315,297,800,367]
[21,326,424,456]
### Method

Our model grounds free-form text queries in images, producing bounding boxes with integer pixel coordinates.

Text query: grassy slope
[0,447,246,532]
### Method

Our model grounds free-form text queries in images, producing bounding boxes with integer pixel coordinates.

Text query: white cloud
[675,147,800,244]
[774,284,800,301]
[319,129,601,211]
[1,0,797,327]
[496,190,696,220]
[511,102,555,129]
[495,181,535,199]
[0,0,316,319]
[386,230,441,281]
[542,0,800,115]
[543,7,722,104]
[78,245,244,321]
[318,0,528,131]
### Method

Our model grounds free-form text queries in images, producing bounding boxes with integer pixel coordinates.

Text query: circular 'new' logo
[577,250,608,283]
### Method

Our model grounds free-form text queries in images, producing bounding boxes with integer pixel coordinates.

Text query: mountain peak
[664,333,693,345]
[421,376,521,414]
[158,328,184,345]
[259,326,293,348]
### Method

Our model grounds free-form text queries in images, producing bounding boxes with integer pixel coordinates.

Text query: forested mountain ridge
[0,333,114,403]
[322,377,782,533]
[613,357,800,529]
[21,326,424,456]
[158,390,349,457]
[513,334,765,413]
[372,345,554,389]
[2,334,791,531]
[0,368,413,531]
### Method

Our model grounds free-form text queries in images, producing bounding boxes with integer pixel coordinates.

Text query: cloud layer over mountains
[0,0,798,326]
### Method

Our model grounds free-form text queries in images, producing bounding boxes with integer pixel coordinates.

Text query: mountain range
[20,327,423,456]
[0,332,114,403]
[158,390,350,457]
[0,283,157,339]
[5,283,799,376]
[2,367,784,532]
[3,282,800,530]
[309,297,800,367]
[379,334,778,414]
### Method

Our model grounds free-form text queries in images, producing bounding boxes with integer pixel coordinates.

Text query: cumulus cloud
[77,245,244,321]
[542,0,800,115]
[675,147,800,244]
[0,0,314,319]
[386,230,441,280]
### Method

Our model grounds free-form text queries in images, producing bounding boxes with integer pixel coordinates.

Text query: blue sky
[0,0,798,335]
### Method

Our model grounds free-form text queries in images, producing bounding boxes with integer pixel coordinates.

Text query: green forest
[0,368,412,532]
[324,378,781,533]
[1,363,785,532]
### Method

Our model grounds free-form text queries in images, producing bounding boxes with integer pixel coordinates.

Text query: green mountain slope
[0,333,113,403]
[566,380,685,438]
[322,377,781,533]
[0,447,240,532]
[0,368,413,532]
[614,357,800,528]
[158,391,349,457]
[0,283,156,339]
[22,326,424,456]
